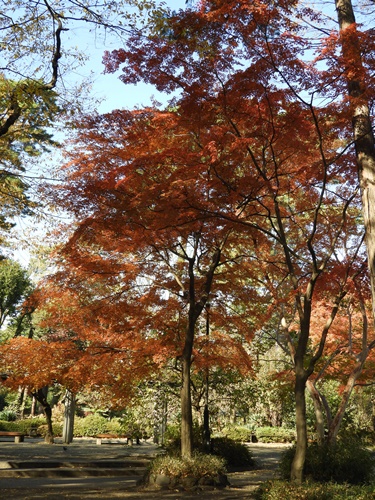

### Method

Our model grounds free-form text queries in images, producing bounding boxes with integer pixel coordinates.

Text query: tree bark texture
[306,380,325,444]
[180,245,222,457]
[62,390,76,444]
[335,0,375,318]
[32,388,54,444]
[181,352,193,458]
[327,359,365,443]
[291,373,308,482]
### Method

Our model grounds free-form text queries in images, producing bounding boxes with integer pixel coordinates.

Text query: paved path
[0,438,289,499]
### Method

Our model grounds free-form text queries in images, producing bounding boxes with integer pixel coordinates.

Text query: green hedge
[0,415,131,438]
[219,426,253,442]
[218,426,295,443]
[73,414,122,437]
[0,418,46,434]
[279,440,375,485]
[255,427,295,443]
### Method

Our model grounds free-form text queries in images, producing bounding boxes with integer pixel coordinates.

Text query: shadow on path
[0,439,290,499]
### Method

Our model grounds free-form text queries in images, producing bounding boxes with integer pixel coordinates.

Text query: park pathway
[0,438,289,499]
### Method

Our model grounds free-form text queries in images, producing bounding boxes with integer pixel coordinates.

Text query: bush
[210,437,255,468]
[255,427,295,443]
[255,480,375,500]
[0,418,46,433]
[150,452,226,479]
[219,426,253,442]
[0,409,17,421]
[164,423,181,443]
[73,414,122,437]
[279,440,375,484]
[38,423,63,437]
[0,419,19,431]
[164,422,202,455]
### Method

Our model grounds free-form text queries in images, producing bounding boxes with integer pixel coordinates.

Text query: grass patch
[255,480,375,499]
[150,452,226,479]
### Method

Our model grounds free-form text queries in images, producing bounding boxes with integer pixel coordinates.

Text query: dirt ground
[0,440,288,499]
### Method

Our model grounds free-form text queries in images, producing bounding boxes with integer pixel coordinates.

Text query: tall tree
[0,1,163,241]
[102,0,371,482]
[0,258,32,330]
[333,0,375,327]
[38,108,255,456]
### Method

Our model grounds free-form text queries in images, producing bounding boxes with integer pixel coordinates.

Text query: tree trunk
[32,388,54,444]
[335,0,375,315]
[291,374,308,483]
[31,395,37,416]
[62,390,76,444]
[202,403,210,450]
[202,304,211,451]
[181,353,193,458]
[327,359,365,444]
[20,387,28,420]
[306,380,325,444]
[179,243,221,457]
[17,386,28,420]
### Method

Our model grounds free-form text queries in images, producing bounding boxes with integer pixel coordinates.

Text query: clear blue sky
[11,1,188,265]
[67,0,187,113]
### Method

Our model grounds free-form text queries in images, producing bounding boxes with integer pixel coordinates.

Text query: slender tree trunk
[16,386,28,419]
[327,359,365,444]
[179,243,222,457]
[202,304,211,451]
[291,373,308,482]
[330,0,375,445]
[306,380,325,444]
[31,395,37,416]
[62,390,76,444]
[181,352,193,458]
[335,0,375,314]
[32,388,54,444]
[19,387,28,420]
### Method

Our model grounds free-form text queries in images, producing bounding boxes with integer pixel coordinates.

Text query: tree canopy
[0,0,375,484]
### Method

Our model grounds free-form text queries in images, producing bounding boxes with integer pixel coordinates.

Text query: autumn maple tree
[1,1,375,483]
[100,0,374,482]
[12,108,255,455]
[307,269,375,445]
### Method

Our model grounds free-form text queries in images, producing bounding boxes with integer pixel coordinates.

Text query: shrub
[0,409,17,421]
[210,437,255,468]
[255,480,375,500]
[16,418,46,434]
[164,423,181,443]
[0,418,46,433]
[73,414,122,437]
[219,426,253,442]
[279,440,375,484]
[255,427,295,443]
[164,422,202,455]
[38,423,63,437]
[0,419,19,431]
[149,452,226,479]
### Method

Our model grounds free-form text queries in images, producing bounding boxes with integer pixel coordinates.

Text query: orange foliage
[4,0,375,409]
